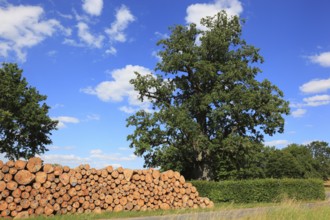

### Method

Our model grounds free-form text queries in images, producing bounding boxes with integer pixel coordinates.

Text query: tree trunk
[183,162,212,180]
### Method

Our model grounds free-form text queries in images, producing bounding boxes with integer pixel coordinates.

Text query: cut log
[14,160,27,170]
[33,182,41,190]
[152,170,161,180]
[35,171,47,184]
[21,192,29,199]
[0,201,8,211]
[6,181,18,191]
[1,165,9,173]
[13,211,29,219]
[44,204,54,216]
[14,170,35,185]
[26,157,43,173]
[59,173,70,186]
[105,195,113,204]
[111,170,119,179]
[63,166,70,173]
[1,209,10,217]
[30,200,39,209]
[113,204,123,212]
[43,164,54,174]
[53,166,63,176]
[12,188,21,198]
[0,181,6,191]
[9,167,18,175]
[5,160,15,168]
[47,173,55,181]
[20,199,30,209]
[106,166,113,173]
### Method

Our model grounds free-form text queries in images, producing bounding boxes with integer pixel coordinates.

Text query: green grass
[22,203,272,220]
[21,187,329,220]
[18,185,329,220]
[239,200,330,220]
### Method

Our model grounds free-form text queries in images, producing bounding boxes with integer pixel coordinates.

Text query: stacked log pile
[0,157,213,218]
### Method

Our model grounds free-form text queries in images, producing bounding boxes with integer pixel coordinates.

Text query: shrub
[191,178,325,203]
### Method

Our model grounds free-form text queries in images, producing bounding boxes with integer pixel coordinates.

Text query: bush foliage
[191,179,325,203]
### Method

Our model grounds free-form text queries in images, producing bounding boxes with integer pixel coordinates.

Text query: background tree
[306,141,330,179]
[0,63,58,160]
[265,149,304,179]
[127,11,290,180]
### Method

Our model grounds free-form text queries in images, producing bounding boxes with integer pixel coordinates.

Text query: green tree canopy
[0,63,58,160]
[127,11,290,180]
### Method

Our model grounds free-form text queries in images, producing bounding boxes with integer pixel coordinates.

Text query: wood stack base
[0,157,213,218]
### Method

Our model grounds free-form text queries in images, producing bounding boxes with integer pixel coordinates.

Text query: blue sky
[1,0,330,168]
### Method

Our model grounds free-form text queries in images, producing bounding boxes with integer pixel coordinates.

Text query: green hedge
[191,179,325,203]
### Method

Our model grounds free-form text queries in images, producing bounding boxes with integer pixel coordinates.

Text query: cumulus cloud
[82,0,103,16]
[0,4,70,61]
[63,22,104,48]
[303,95,330,107]
[90,149,136,161]
[291,108,307,118]
[105,5,135,42]
[119,106,139,114]
[300,78,330,94]
[264,140,290,148]
[39,148,138,168]
[77,22,104,48]
[82,65,154,113]
[52,116,80,129]
[40,154,91,166]
[40,148,137,168]
[309,52,330,67]
[185,0,243,29]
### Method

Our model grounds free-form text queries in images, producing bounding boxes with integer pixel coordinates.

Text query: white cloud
[82,0,103,16]
[264,140,290,148]
[291,108,307,118]
[40,154,91,166]
[300,78,330,94]
[90,149,137,161]
[105,5,135,43]
[0,150,134,169]
[77,22,104,48]
[303,95,330,107]
[0,4,70,61]
[119,106,138,114]
[105,46,117,55]
[185,0,243,29]
[309,52,330,67]
[82,65,154,112]
[52,116,80,129]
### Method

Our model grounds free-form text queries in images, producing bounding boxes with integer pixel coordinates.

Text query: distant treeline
[217,141,330,181]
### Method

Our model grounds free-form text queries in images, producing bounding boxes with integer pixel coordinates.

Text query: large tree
[127,11,290,180]
[0,63,58,160]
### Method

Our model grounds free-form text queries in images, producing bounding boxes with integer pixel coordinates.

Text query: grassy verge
[239,200,330,220]
[23,203,273,220]
[24,199,328,220]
